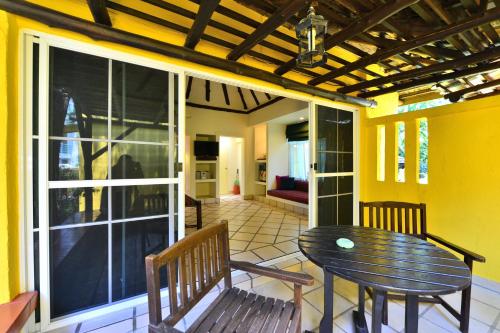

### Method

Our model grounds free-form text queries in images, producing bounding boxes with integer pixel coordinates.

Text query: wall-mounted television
[194,141,219,157]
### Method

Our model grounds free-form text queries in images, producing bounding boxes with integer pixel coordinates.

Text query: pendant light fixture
[296,4,328,68]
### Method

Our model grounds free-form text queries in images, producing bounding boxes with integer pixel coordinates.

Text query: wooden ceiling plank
[339,46,500,94]
[460,0,499,43]
[184,0,220,49]
[445,78,500,101]
[274,0,419,75]
[186,102,248,114]
[308,8,500,86]
[222,83,230,105]
[265,93,272,100]
[205,80,210,102]
[87,0,111,26]
[226,0,310,61]
[186,76,193,99]
[237,87,248,109]
[357,61,500,98]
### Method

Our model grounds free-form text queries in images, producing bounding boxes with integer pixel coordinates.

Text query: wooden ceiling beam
[237,87,248,110]
[460,0,499,43]
[273,0,419,75]
[226,0,310,61]
[0,0,376,107]
[222,84,230,105]
[184,0,220,49]
[357,61,499,98]
[205,80,210,102]
[248,96,285,113]
[445,78,500,102]
[339,46,500,94]
[250,90,260,106]
[186,102,247,114]
[186,76,193,99]
[87,0,111,26]
[308,8,500,86]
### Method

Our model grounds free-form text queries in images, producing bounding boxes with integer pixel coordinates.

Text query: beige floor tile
[275,235,295,243]
[252,234,276,244]
[278,228,300,237]
[280,223,300,230]
[252,245,285,261]
[246,241,269,251]
[86,319,133,333]
[300,299,324,332]
[263,222,282,229]
[238,226,259,233]
[304,288,355,318]
[231,251,262,263]
[229,239,249,251]
[231,232,255,241]
[274,240,299,254]
[258,227,280,235]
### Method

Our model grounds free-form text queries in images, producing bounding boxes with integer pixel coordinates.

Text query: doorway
[219,136,244,199]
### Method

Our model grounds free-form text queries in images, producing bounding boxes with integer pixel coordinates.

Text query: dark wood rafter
[265,92,272,100]
[237,87,248,109]
[274,0,419,76]
[186,102,247,114]
[184,0,221,49]
[250,90,260,106]
[222,83,230,105]
[339,46,500,94]
[86,0,111,26]
[227,0,310,61]
[358,61,500,98]
[445,78,500,102]
[248,96,286,113]
[461,0,499,43]
[308,8,500,86]
[186,76,193,99]
[205,80,210,102]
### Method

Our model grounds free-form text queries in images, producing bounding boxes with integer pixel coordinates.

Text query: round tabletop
[298,225,471,295]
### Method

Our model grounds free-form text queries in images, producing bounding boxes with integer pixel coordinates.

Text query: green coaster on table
[336,238,354,249]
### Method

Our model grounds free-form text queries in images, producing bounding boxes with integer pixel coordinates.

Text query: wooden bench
[359,201,486,333]
[145,221,314,333]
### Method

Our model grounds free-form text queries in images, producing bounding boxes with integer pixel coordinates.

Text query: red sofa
[267,177,308,204]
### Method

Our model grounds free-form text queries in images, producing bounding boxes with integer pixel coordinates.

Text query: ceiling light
[296,5,328,68]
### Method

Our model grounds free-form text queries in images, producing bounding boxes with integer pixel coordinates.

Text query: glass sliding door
[310,104,357,227]
[25,36,184,329]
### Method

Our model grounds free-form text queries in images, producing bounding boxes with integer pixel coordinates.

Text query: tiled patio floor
[47,198,500,333]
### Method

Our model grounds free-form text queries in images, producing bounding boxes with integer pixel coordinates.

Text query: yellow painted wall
[361,95,500,282]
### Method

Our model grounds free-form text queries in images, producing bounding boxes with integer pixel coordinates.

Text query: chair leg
[383,293,389,325]
[460,258,473,333]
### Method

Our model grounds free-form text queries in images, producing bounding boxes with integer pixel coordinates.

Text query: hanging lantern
[296,6,328,68]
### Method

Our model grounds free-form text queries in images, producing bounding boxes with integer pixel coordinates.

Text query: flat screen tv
[194,141,219,157]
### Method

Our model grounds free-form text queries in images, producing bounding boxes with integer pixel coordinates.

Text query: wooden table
[298,225,471,333]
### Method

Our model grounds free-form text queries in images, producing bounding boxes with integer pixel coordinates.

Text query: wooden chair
[145,221,314,333]
[359,201,485,333]
[185,194,203,230]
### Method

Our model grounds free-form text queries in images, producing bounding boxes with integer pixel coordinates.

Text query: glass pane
[49,47,108,139]
[316,105,337,152]
[418,118,428,184]
[33,139,39,229]
[49,140,108,181]
[110,185,169,220]
[112,218,169,301]
[396,122,405,182]
[50,225,108,318]
[338,110,353,152]
[338,153,353,172]
[338,176,353,194]
[49,187,107,226]
[111,61,169,143]
[317,152,337,173]
[317,177,336,197]
[33,43,39,136]
[111,143,168,179]
[34,231,40,323]
[318,196,337,226]
[338,194,353,226]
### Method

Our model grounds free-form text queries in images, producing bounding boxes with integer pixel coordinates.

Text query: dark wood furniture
[185,194,203,230]
[359,201,485,333]
[298,225,472,333]
[145,221,314,333]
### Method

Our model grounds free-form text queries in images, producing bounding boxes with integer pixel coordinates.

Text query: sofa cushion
[295,180,308,192]
[275,175,288,189]
[279,177,295,190]
[267,189,308,204]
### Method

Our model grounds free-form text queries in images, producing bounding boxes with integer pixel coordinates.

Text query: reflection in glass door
[26,37,183,329]
[311,104,356,226]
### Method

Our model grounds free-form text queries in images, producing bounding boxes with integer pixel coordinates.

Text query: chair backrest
[359,201,427,238]
[145,221,231,327]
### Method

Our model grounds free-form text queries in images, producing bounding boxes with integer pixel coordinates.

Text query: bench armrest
[230,260,314,286]
[424,232,486,263]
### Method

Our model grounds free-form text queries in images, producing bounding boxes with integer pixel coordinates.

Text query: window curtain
[289,141,309,180]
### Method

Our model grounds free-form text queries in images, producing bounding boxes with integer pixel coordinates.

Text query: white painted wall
[185,106,251,197]
[219,136,242,194]
[267,124,289,190]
